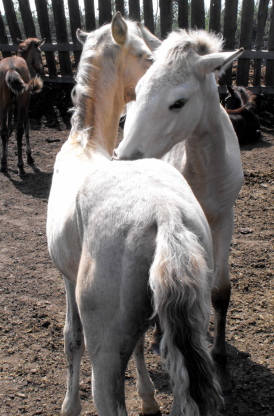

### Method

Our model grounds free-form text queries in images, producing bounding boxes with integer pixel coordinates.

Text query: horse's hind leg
[16,107,26,176]
[133,335,160,414]
[7,105,14,138]
[61,276,84,416]
[24,116,34,165]
[0,110,9,173]
[211,212,234,401]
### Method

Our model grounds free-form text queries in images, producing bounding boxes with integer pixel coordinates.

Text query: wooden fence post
[191,0,205,29]
[209,0,221,33]
[52,0,73,76]
[160,0,173,38]
[254,0,270,87]
[18,0,37,38]
[129,0,141,21]
[0,11,11,58]
[265,2,274,86]
[99,0,112,26]
[143,0,155,33]
[67,0,82,67]
[84,0,96,31]
[178,0,189,29]
[219,0,239,86]
[115,0,125,15]
[35,0,57,77]
[236,0,255,86]
[2,0,22,43]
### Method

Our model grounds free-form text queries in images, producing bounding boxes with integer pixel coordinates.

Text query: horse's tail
[5,70,43,95]
[149,214,222,415]
[27,76,43,94]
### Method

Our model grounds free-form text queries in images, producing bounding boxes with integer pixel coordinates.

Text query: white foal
[116,29,244,399]
[47,16,221,416]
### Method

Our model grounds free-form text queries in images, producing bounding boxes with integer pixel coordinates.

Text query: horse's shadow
[4,164,52,200]
[240,133,273,151]
[149,341,273,415]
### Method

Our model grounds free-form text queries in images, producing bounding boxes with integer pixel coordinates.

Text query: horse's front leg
[133,335,160,415]
[211,211,234,401]
[62,276,85,416]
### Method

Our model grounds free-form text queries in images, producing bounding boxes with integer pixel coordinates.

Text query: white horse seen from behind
[47,13,221,416]
[116,29,244,400]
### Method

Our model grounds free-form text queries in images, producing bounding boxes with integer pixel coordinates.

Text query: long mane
[70,20,142,144]
[70,24,113,138]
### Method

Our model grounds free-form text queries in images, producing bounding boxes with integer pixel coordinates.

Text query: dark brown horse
[0,38,45,176]
[224,85,261,145]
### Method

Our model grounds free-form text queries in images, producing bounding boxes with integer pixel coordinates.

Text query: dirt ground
[0,84,273,416]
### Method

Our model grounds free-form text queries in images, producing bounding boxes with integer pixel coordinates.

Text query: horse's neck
[73,73,125,158]
[176,80,242,204]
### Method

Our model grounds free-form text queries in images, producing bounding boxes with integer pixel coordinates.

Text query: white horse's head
[76,12,159,105]
[116,30,243,160]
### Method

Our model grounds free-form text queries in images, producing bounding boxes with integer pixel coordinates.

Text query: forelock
[155,29,223,67]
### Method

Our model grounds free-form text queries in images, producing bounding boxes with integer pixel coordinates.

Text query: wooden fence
[0,0,274,94]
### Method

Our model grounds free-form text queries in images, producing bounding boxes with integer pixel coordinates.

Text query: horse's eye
[169,99,186,110]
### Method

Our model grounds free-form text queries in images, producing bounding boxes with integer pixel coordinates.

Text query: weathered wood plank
[159,0,173,38]
[99,0,112,26]
[220,0,239,85]
[143,0,154,33]
[67,0,82,67]
[18,0,36,38]
[0,11,11,58]
[115,0,125,15]
[84,0,96,31]
[178,0,189,29]
[34,0,57,76]
[191,0,205,29]
[2,0,22,42]
[51,0,73,76]
[236,0,255,86]
[254,0,270,86]
[209,0,221,33]
[265,2,274,86]
[128,0,141,21]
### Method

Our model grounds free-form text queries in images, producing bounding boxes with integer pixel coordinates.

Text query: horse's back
[76,159,212,273]
[76,158,213,363]
[0,56,30,80]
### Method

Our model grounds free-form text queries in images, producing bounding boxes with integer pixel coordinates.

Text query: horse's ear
[76,29,89,45]
[111,11,128,45]
[137,23,162,51]
[227,84,234,96]
[37,38,46,47]
[197,48,244,76]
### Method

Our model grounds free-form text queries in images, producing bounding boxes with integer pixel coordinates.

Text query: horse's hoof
[150,339,161,356]
[18,169,26,177]
[27,156,34,165]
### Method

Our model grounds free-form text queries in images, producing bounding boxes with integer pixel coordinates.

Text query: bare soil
[0,84,273,416]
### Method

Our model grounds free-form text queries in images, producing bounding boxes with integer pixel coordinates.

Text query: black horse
[224,85,261,145]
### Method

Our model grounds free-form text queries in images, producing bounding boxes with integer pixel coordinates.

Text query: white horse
[115,29,244,400]
[47,14,221,416]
